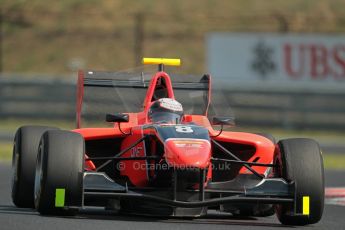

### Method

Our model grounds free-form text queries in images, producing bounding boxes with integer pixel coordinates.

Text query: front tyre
[12,126,58,208]
[34,130,84,215]
[275,138,324,225]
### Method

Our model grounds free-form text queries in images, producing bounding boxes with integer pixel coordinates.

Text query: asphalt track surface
[0,163,344,230]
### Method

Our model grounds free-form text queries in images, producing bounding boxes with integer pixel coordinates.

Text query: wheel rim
[34,144,44,208]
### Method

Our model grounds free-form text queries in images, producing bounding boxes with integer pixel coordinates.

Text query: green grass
[225,125,345,145]
[0,119,74,162]
[1,117,344,168]
[323,154,345,171]
[231,126,345,144]
[0,142,12,162]
[2,119,345,142]
[0,119,75,132]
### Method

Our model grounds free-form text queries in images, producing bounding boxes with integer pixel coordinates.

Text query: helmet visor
[150,111,182,124]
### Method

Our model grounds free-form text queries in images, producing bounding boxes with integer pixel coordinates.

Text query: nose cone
[164,138,211,169]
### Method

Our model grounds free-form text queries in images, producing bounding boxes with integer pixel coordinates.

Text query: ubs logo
[251,41,276,79]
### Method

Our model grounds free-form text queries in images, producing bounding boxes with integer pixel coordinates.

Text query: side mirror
[106,113,129,123]
[212,116,235,126]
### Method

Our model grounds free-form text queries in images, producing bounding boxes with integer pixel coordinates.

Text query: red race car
[12,58,324,225]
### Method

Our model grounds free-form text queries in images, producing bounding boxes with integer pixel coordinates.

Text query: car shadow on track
[73,209,290,228]
[0,205,38,216]
[0,205,292,228]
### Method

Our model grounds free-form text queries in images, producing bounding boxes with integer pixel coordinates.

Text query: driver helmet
[148,98,183,124]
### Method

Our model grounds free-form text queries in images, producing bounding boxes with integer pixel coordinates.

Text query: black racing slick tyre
[12,126,59,208]
[275,138,324,225]
[34,130,84,215]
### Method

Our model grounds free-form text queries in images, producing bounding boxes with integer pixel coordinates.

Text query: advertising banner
[207,33,345,90]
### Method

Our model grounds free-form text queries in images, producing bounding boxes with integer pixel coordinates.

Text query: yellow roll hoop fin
[142,58,181,66]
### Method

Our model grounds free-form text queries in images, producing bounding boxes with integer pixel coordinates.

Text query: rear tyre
[275,138,324,225]
[34,130,84,215]
[12,126,58,208]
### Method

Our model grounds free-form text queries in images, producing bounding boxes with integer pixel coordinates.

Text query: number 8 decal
[175,126,193,133]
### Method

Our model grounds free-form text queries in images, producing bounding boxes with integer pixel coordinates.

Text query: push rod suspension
[211,139,264,179]
[211,157,275,167]
[94,136,147,171]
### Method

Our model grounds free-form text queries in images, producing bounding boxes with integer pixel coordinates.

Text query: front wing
[79,171,306,216]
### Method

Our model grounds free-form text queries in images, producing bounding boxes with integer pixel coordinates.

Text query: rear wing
[76,70,211,128]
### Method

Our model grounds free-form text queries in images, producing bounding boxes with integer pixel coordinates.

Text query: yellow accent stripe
[303,196,310,215]
[142,58,181,66]
[55,188,65,208]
